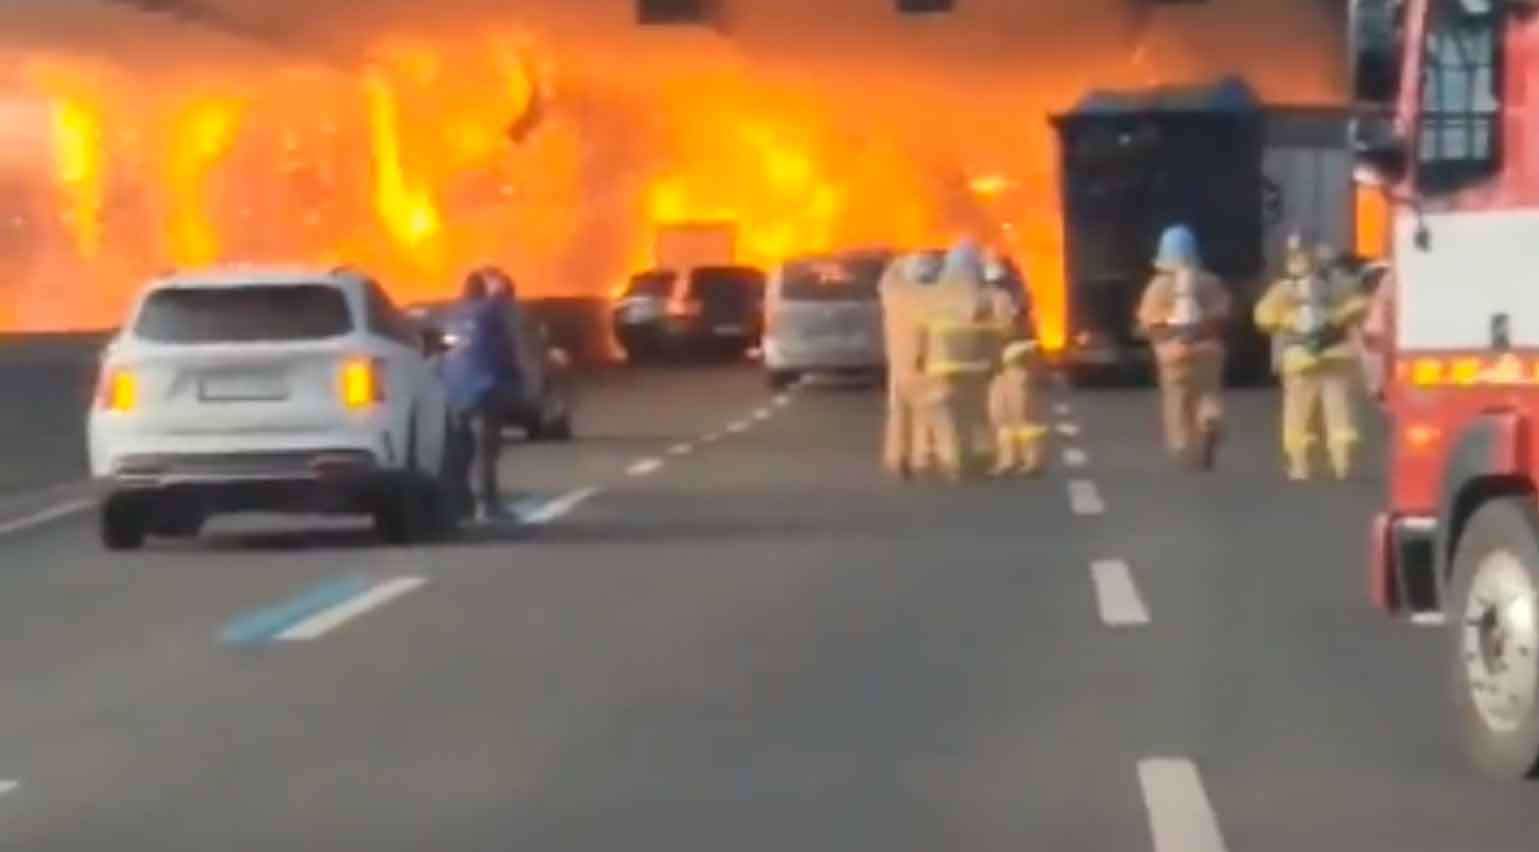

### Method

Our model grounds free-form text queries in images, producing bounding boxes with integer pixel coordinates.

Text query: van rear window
[134,284,353,343]
[779,256,886,301]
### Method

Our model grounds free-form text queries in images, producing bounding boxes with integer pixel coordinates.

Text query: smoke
[0,0,1344,331]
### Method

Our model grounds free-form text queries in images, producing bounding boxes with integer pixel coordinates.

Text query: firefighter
[988,339,1048,475]
[1135,224,1231,470]
[915,240,1006,481]
[1254,236,1371,480]
[880,251,941,479]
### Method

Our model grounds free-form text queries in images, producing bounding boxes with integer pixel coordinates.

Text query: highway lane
[0,363,1534,849]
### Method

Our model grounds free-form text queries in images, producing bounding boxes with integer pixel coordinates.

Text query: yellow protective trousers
[1156,354,1224,455]
[1280,358,1360,479]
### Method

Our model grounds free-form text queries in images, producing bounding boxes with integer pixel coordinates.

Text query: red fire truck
[1356,0,1539,779]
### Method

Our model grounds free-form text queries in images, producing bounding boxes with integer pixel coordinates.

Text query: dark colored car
[406,300,575,441]
[611,265,766,362]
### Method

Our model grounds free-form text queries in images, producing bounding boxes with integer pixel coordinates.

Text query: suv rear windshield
[687,266,765,301]
[134,283,353,343]
[625,271,677,298]
[779,256,887,301]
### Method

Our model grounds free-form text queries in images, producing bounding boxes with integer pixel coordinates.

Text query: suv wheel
[373,481,424,545]
[101,495,147,551]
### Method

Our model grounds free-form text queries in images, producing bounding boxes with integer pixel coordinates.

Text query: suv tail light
[340,357,387,408]
[98,366,138,412]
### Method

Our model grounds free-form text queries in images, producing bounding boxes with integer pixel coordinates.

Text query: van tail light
[98,367,138,412]
[340,357,387,408]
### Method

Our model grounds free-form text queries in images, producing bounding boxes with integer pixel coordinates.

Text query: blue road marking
[220,574,373,647]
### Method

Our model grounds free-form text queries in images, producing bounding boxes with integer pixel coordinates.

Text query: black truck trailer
[1048,76,1273,386]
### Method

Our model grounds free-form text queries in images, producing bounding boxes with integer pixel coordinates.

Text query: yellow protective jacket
[917,283,1006,380]
[1254,270,1370,374]
[1135,268,1230,365]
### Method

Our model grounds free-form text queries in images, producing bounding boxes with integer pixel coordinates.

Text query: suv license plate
[199,371,286,401]
[713,323,745,336]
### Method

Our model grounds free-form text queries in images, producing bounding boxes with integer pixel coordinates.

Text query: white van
[763,250,892,389]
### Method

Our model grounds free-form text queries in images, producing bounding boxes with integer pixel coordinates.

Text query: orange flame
[48,96,105,260]
[166,99,241,266]
[363,70,441,253]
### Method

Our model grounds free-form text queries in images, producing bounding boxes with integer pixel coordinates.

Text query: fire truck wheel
[1448,496,1539,780]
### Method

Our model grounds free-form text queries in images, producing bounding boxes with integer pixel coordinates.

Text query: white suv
[88,265,455,550]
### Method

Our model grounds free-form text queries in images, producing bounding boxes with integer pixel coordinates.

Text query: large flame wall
[0,0,1344,338]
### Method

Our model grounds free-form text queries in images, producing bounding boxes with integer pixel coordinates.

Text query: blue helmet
[1154,224,1200,270]
[942,239,985,283]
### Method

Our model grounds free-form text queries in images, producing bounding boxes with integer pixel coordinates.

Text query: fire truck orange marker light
[1411,358,1443,386]
[1452,358,1482,385]
[1406,424,1441,449]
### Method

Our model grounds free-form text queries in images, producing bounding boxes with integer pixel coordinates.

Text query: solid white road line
[1067,479,1105,515]
[0,497,95,539]
[753,407,772,420]
[522,487,600,525]
[666,443,693,456]
[1056,421,1081,437]
[1138,758,1229,852]
[276,576,427,641]
[1090,559,1150,626]
[1053,402,1071,416]
[1411,611,1447,627]
[626,457,663,476]
[1063,447,1088,468]
[726,420,750,433]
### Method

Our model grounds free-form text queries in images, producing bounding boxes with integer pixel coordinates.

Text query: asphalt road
[0,362,1533,850]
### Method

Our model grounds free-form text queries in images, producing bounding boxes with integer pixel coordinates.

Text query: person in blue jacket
[442,267,523,521]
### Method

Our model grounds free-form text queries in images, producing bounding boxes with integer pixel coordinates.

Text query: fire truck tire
[1447,496,1539,780]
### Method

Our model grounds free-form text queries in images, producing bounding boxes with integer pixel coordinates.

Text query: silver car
[763,250,892,389]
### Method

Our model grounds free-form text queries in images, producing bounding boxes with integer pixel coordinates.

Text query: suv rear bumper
[93,449,408,515]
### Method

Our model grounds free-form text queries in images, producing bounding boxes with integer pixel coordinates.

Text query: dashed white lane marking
[774,394,791,407]
[726,420,750,433]
[276,576,428,642]
[1056,421,1080,437]
[1067,478,1105,515]
[1063,447,1088,468]
[1411,611,1447,627]
[0,497,94,539]
[666,443,693,456]
[753,407,772,420]
[701,432,723,443]
[1090,559,1150,626]
[1138,758,1229,852]
[522,487,600,525]
[626,457,664,476]
[1053,402,1071,416]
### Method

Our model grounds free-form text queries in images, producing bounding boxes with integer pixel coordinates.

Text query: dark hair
[462,270,489,300]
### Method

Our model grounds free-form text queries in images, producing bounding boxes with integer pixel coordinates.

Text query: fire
[48,96,104,260]
[363,70,440,252]
[166,98,241,266]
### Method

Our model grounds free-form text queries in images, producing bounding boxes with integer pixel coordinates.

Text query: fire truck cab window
[1416,0,1502,193]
